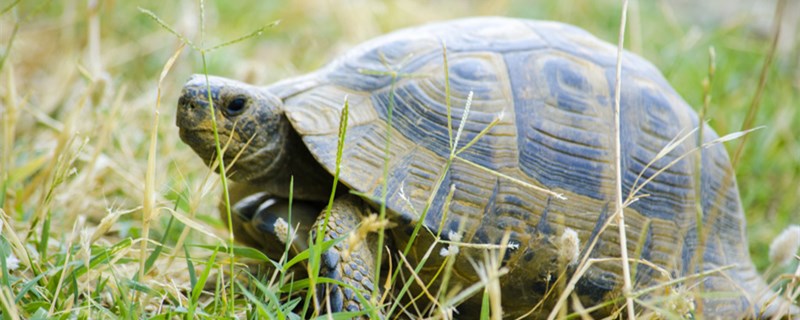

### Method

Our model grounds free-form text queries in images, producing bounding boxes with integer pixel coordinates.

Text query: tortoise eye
[226,97,247,115]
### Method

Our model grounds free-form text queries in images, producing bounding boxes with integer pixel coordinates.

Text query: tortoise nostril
[178,96,193,109]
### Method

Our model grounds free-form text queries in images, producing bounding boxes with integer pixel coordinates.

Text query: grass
[1,0,798,318]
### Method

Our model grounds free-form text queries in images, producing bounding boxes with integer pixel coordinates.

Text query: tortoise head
[177,74,290,183]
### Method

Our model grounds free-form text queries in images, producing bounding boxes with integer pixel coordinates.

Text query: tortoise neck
[250,126,338,202]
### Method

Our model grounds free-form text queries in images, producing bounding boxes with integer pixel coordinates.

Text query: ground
[0,0,798,318]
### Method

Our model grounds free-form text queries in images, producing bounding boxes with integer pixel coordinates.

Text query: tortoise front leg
[311,195,383,317]
[228,182,321,258]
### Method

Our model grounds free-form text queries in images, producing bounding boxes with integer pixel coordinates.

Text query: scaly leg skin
[311,195,382,317]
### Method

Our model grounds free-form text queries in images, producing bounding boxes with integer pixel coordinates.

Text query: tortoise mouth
[179,127,228,148]
[179,127,240,162]
[179,126,270,182]
[179,127,236,144]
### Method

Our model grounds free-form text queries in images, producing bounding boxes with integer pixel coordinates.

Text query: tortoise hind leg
[311,195,383,317]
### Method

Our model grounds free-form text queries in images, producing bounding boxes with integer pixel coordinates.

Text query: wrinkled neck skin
[242,124,336,202]
[240,73,338,201]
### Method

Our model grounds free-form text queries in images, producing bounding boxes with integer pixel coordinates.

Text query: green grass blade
[303,96,349,317]
[282,237,339,273]
[183,244,197,289]
[138,8,199,51]
[480,288,490,320]
[69,238,133,280]
[143,212,175,275]
[0,237,11,288]
[206,21,280,52]
[193,244,272,263]
[36,211,50,259]
[442,42,453,150]
[187,245,218,318]
[236,281,275,319]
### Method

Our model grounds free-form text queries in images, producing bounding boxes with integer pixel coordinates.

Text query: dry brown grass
[1,0,798,318]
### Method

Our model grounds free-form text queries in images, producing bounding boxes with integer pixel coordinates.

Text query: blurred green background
[2,0,798,293]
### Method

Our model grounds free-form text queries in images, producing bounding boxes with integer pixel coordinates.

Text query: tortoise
[176,17,794,318]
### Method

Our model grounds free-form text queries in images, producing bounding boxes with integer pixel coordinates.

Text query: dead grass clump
[1,0,798,318]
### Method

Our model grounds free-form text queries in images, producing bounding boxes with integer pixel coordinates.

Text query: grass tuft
[1,0,797,318]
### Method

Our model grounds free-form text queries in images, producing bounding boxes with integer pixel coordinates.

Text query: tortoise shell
[175,17,781,317]
[274,17,765,316]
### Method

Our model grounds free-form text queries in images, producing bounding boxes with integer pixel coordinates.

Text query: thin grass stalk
[381,79,461,315]
[2,64,18,210]
[373,73,396,308]
[138,13,273,313]
[387,49,541,317]
[625,127,762,211]
[390,231,441,316]
[691,46,714,312]
[0,4,19,73]
[303,97,349,317]
[206,22,279,52]
[163,171,216,270]
[549,257,711,320]
[140,42,183,301]
[378,245,394,307]
[397,252,440,309]
[138,8,199,51]
[0,211,30,279]
[629,0,641,54]
[433,184,458,306]
[612,1,636,318]
[441,260,508,311]
[166,124,247,269]
[25,83,90,243]
[385,80,457,317]
[388,47,454,262]
[188,246,220,318]
[194,6,239,314]
[393,90,510,317]
[0,286,19,320]
[730,0,786,170]
[517,271,560,319]
[543,78,720,319]
[629,219,652,284]
[387,113,452,314]
[380,52,496,317]
[569,292,596,320]
[443,42,453,149]
[198,51,238,314]
[0,216,18,320]
[85,85,126,182]
[277,176,295,289]
[86,0,102,77]
[399,184,456,315]
[195,1,237,312]
[0,0,21,15]
[33,138,86,284]
[701,3,786,295]
[47,220,81,317]
[548,211,616,319]
[487,233,511,320]
[458,158,564,200]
